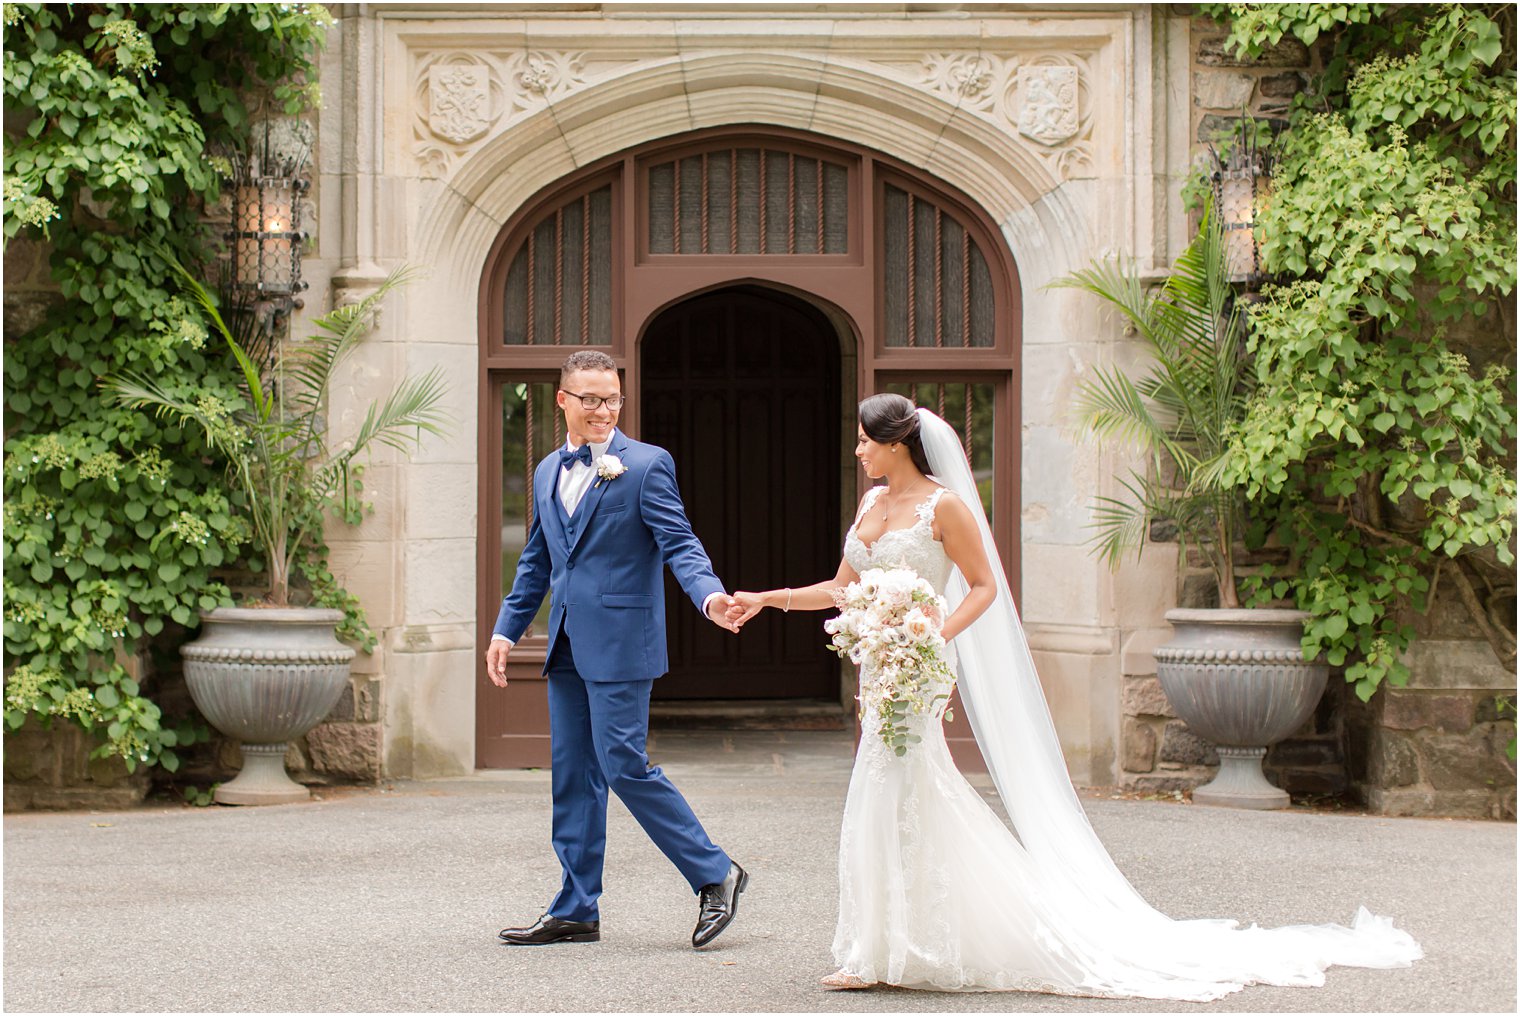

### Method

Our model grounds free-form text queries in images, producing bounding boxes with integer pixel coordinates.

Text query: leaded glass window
[647,147,849,255]
[885,380,997,522]
[882,183,995,348]
[503,184,613,345]
[500,377,562,635]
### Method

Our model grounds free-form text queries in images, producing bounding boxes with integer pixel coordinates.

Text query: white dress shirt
[493,440,722,646]
[558,437,610,516]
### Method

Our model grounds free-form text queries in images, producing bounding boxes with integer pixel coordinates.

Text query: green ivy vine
[1201,4,1517,699]
[2,4,333,771]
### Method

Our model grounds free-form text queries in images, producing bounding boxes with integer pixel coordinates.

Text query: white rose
[902,608,934,641]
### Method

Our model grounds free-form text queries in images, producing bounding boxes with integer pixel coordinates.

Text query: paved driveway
[3,730,1514,1012]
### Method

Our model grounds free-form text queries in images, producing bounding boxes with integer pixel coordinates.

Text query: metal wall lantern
[225,118,312,326]
[1207,120,1273,287]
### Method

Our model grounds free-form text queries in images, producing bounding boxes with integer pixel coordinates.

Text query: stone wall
[2,647,151,811]
[1345,601,1517,820]
[1190,14,1315,141]
[2,719,150,811]
[4,640,383,811]
[2,235,60,338]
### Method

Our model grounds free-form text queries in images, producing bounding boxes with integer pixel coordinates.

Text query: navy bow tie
[559,445,594,470]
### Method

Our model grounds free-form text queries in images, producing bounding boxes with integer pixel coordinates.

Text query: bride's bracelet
[783,588,793,612]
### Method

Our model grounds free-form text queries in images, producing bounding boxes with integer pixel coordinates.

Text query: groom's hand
[727,592,766,629]
[705,593,741,634]
[485,640,512,688]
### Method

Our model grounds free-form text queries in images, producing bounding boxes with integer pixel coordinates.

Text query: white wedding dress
[829,412,1423,999]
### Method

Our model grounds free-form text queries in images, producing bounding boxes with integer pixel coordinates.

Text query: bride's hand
[727,591,767,629]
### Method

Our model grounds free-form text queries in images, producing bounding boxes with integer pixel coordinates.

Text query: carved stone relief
[406,41,1099,182]
[914,52,1096,180]
[411,49,617,179]
[1015,65,1080,146]
[414,53,507,177]
[428,62,495,144]
[508,51,586,103]
[921,53,998,110]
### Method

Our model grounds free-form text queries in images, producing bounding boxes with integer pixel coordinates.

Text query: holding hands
[725,592,768,630]
[724,578,851,631]
[706,592,743,634]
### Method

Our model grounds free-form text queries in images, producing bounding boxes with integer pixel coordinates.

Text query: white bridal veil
[914,407,1422,998]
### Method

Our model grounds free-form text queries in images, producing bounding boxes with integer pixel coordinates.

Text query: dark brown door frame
[476,126,1021,769]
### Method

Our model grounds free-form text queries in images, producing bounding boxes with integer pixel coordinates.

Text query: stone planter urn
[181,607,354,805]
[1153,608,1328,810]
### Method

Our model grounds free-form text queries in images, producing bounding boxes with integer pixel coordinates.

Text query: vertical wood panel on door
[642,286,840,700]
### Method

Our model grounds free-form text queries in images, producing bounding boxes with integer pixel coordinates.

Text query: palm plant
[104,262,448,606]
[1052,200,1253,607]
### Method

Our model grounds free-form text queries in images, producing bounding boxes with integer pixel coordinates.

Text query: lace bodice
[844,486,954,594]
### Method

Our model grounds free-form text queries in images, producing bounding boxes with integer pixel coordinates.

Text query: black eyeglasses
[560,389,626,411]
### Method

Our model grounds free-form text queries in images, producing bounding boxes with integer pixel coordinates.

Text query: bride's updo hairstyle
[859,393,932,476]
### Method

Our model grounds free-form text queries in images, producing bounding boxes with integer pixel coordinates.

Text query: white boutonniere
[593,453,626,488]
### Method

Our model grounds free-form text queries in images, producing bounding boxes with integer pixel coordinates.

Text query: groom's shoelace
[699,886,730,914]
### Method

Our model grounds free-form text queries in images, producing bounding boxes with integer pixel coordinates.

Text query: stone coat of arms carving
[1017,66,1079,146]
[921,53,998,110]
[428,63,494,144]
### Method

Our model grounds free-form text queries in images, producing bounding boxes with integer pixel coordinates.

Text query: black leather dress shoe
[497,914,600,945]
[692,861,749,948]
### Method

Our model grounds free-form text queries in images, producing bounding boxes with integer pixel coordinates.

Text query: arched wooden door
[477,127,1020,769]
[642,285,841,700]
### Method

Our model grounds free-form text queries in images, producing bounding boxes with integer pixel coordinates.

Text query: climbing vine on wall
[1201,4,1517,698]
[2,3,332,770]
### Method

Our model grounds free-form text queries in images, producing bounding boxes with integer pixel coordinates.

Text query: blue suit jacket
[493,429,725,682]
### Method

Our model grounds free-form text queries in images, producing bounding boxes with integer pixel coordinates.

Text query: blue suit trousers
[545,640,731,922]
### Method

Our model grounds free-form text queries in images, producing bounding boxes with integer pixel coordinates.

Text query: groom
[486,350,748,949]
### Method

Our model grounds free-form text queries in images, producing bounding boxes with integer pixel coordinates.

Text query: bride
[729,393,1422,999]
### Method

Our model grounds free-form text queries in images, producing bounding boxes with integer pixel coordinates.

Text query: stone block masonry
[1344,645,1517,821]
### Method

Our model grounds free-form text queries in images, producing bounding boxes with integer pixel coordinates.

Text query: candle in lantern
[1217,167,1258,282]
[232,179,299,293]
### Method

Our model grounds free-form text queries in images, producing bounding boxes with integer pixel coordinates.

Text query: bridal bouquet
[826,566,955,756]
